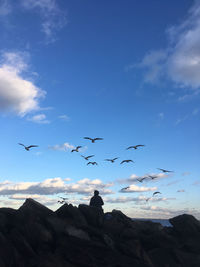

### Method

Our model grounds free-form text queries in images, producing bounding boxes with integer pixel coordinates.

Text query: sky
[0,0,199,219]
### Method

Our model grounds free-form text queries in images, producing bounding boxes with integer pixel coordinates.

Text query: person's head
[94,190,99,196]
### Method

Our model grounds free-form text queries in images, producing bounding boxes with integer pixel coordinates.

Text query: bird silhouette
[58,197,68,204]
[120,159,134,164]
[146,197,151,202]
[71,146,82,152]
[126,145,145,150]
[120,186,130,191]
[137,177,146,183]
[152,191,161,196]
[81,155,95,160]
[18,143,38,151]
[105,157,119,163]
[83,137,103,143]
[157,168,174,173]
[87,161,98,165]
[148,175,158,180]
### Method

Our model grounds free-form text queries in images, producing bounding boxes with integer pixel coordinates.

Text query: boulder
[169,214,200,237]
[78,204,104,227]
[56,203,88,228]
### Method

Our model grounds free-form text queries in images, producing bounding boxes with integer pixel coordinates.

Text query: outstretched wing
[84,137,92,140]
[113,157,119,161]
[18,143,25,147]
[76,146,82,149]
[27,145,38,149]
[94,138,103,141]
[87,155,94,159]
[126,146,134,150]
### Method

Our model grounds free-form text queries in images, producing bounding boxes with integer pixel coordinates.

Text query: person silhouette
[89,190,104,209]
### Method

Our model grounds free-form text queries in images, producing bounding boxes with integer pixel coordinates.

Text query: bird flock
[18,137,174,204]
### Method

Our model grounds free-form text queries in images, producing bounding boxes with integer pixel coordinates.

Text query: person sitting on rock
[89,190,104,209]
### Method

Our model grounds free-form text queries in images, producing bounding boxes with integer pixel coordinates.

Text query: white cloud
[120,184,157,193]
[0,177,113,196]
[0,52,45,116]
[28,113,50,124]
[0,0,11,16]
[48,142,75,151]
[21,0,67,42]
[134,1,200,93]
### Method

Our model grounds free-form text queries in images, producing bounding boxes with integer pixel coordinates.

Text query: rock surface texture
[0,198,199,267]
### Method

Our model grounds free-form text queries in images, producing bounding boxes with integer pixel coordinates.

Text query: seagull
[18,143,38,151]
[152,191,161,196]
[105,157,119,163]
[83,137,103,143]
[87,161,98,165]
[126,145,145,150]
[81,155,95,160]
[120,186,130,191]
[157,168,174,173]
[146,197,151,202]
[148,175,158,180]
[58,197,68,204]
[120,159,134,164]
[71,146,82,152]
[137,177,146,183]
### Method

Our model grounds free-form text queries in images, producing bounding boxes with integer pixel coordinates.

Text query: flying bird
[87,161,98,165]
[83,137,103,143]
[126,145,145,150]
[81,155,95,160]
[137,177,146,183]
[105,157,119,163]
[58,197,68,204]
[146,197,151,202]
[18,143,38,151]
[157,168,174,173]
[152,191,161,196]
[71,146,82,152]
[120,159,134,164]
[148,175,158,180]
[120,186,130,191]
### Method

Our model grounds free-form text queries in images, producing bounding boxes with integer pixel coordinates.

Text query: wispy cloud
[48,142,75,151]
[28,113,50,124]
[0,0,11,16]
[0,51,45,116]
[58,114,70,121]
[132,1,200,96]
[21,0,67,43]
[182,172,191,176]
[118,172,168,184]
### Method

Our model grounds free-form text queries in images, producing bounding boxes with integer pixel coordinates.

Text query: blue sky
[0,0,199,219]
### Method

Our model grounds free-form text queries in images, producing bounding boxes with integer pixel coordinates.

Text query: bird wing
[87,155,94,159]
[27,145,38,148]
[113,157,119,161]
[105,159,111,161]
[77,146,82,149]
[84,137,92,140]
[136,145,145,147]
[126,146,134,150]
[87,162,92,165]
[94,138,103,141]
[18,143,25,147]
[157,168,164,172]
[120,160,125,164]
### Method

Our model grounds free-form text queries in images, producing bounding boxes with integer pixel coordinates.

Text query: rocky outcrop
[0,198,199,267]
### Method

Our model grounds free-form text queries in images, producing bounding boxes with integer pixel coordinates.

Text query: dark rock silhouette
[0,198,199,267]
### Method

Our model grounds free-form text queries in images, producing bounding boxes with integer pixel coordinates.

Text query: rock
[18,198,54,220]
[65,225,90,240]
[78,204,104,227]
[169,214,200,237]
[56,203,88,228]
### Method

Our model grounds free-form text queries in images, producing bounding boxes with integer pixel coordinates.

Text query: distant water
[132,218,172,227]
